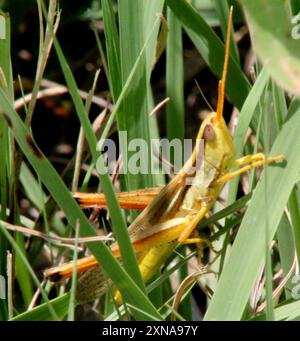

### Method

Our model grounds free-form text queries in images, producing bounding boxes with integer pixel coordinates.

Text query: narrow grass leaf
[211,0,240,63]
[117,0,153,190]
[102,0,122,100]
[277,214,296,299]
[228,66,269,203]
[0,222,59,320]
[254,300,300,321]
[143,0,165,79]
[166,8,184,144]
[20,162,46,210]
[11,293,70,321]
[242,0,300,96]
[288,187,300,268]
[166,0,250,110]
[0,12,12,321]
[67,221,79,321]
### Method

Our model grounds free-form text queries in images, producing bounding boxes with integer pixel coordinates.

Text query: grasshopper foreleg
[178,205,211,243]
[218,153,285,184]
[232,152,265,166]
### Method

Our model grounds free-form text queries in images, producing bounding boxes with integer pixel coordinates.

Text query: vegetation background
[0,0,300,321]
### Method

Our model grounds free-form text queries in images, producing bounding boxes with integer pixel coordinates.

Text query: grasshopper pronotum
[44,8,284,303]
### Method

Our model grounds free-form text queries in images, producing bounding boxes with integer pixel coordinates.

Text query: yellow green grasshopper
[44,8,284,303]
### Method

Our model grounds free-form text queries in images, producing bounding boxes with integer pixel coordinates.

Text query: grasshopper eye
[203,124,216,141]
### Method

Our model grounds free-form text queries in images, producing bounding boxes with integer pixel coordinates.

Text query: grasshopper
[44,8,284,303]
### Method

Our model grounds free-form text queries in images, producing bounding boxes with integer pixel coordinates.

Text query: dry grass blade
[7,251,13,320]
[14,83,113,111]
[171,270,204,321]
[0,220,113,246]
[149,97,170,116]
[256,251,298,314]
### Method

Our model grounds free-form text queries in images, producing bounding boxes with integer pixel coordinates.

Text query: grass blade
[166,7,184,144]
[11,293,70,321]
[116,0,155,190]
[102,0,122,100]
[0,222,59,320]
[166,0,250,110]
[254,299,300,321]
[242,0,300,96]
[228,66,269,202]
[211,0,240,63]
[277,214,296,299]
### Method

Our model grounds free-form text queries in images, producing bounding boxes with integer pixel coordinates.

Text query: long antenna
[216,6,233,123]
[194,79,214,112]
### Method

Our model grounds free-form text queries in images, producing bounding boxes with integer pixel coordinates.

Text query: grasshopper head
[196,111,236,172]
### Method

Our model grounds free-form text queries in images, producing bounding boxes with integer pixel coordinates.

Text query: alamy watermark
[291,275,300,300]
[0,15,5,40]
[0,275,5,300]
[95,132,212,185]
[291,12,300,39]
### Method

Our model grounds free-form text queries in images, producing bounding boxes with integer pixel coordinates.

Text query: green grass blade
[15,232,34,306]
[211,0,240,63]
[166,7,184,144]
[20,162,46,210]
[199,193,252,228]
[102,0,122,100]
[143,0,165,80]
[264,174,275,321]
[218,68,270,277]
[67,221,79,321]
[288,187,300,268]
[0,11,13,99]
[0,222,59,320]
[242,0,300,96]
[254,300,300,321]
[290,0,300,15]
[205,100,300,320]
[11,293,70,321]
[0,11,12,321]
[99,15,161,142]
[277,214,296,299]
[272,81,288,129]
[228,66,269,203]
[117,0,154,190]
[143,0,165,187]
[166,0,250,110]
